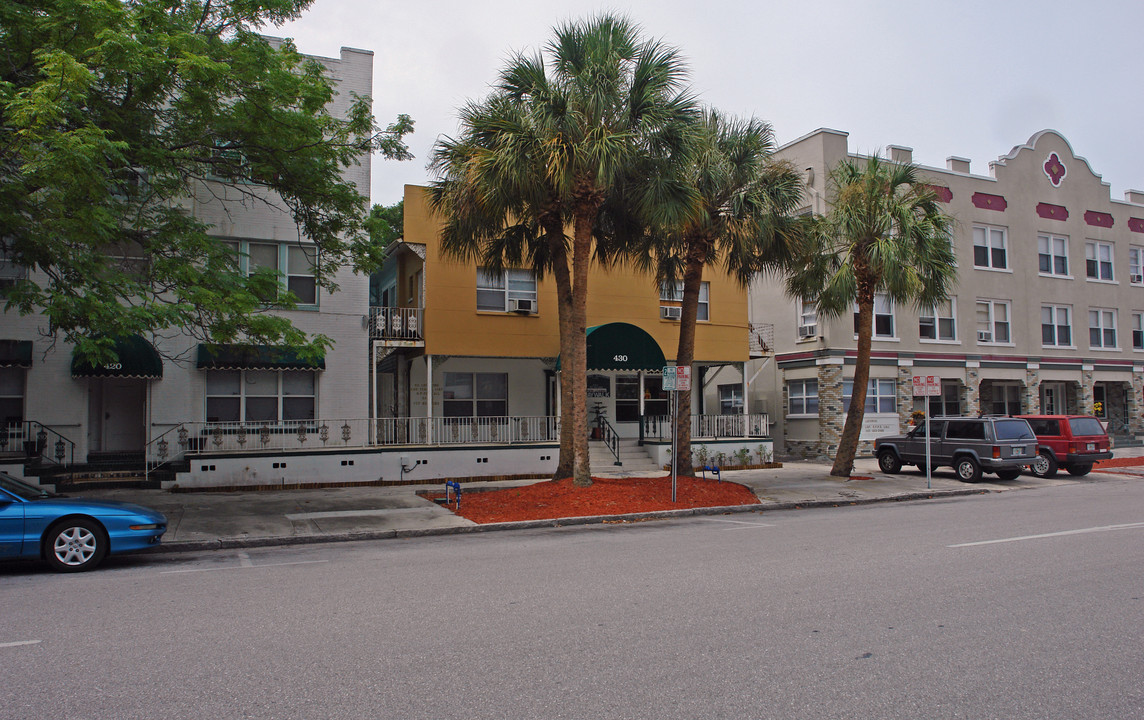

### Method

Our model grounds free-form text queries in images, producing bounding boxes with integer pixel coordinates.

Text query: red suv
[1016,415,1112,478]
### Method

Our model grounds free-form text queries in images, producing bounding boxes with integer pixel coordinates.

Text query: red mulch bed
[1094,457,1144,469]
[428,475,759,524]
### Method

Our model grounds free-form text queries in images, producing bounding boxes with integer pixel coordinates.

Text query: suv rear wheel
[877,450,903,474]
[955,456,982,483]
[995,469,1021,481]
[1066,463,1093,477]
[1030,450,1058,478]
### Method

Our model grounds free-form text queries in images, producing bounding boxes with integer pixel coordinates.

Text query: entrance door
[1041,382,1066,415]
[89,378,146,453]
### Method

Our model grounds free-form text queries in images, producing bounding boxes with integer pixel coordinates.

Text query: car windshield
[0,472,59,500]
[1068,417,1107,437]
[994,419,1035,441]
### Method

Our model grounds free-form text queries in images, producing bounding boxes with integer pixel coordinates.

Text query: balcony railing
[640,413,770,442]
[376,416,559,446]
[749,322,774,357]
[369,306,423,342]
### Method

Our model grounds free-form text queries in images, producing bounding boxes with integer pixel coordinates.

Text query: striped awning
[196,344,325,371]
[71,336,162,379]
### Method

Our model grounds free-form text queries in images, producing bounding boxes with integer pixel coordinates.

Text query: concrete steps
[589,439,662,475]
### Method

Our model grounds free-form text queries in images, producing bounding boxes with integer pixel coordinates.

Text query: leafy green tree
[785,156,956,477]
[632,110,804,476]
[365,200,404,250]
[431,14,697,487]
[0,0,412,363]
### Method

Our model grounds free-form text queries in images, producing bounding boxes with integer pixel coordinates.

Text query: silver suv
[873,416,1038,482]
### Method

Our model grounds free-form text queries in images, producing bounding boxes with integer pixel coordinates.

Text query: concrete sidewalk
[83,450,1144,554]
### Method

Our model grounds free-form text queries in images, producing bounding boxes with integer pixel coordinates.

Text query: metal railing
[749,322,774,356]
[1,421,76,466]
[595,415,623,466]
[369,306,423,342]
[375,416,559,446]
[641,413,770,442]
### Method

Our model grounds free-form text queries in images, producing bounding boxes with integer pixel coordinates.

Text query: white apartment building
[749,128,1144,458]
[0,44,374,469]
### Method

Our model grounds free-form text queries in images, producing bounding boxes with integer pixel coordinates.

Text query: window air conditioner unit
[509,298,534,314]
[661,305,682,320]
[1131,274,1143,284]
[977,330,992,342]
[798,325,817,339]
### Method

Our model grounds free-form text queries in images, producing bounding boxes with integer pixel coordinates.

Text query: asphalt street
[3,475,1143,719]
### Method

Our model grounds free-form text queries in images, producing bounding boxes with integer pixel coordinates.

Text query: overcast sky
[275,0,1143,207]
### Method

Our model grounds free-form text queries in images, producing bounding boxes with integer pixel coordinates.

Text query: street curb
[151,486,989,555]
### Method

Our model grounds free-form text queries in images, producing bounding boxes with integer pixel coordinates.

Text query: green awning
[0,340,32,368]
[557,322,667,372]
[71,336,163,379]
[196,344,325,370]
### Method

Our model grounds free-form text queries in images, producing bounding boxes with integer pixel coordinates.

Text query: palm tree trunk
[673,241,707,476]
[548,229,575,480]
[832,294,873,477]
[570,207,594,487]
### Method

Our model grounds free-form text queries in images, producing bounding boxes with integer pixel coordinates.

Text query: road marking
[702,518,774,529]
[285,508,426,520]
[0,640,41,649]
[238,552,254,568]
[949,522,1144,548]
[160,559,328,575]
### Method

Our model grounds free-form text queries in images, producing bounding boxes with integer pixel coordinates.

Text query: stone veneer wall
[1024,369,1041,414]
[965,367,980,416]
[818,364,843,458]
[1131,374,1144,436]
[1081,369,1095,415]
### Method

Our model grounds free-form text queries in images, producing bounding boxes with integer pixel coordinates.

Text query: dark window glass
[1068,417,1106,436]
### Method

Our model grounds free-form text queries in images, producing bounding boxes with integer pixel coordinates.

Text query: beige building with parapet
[749,129,1144,458]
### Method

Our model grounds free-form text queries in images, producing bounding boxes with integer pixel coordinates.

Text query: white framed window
[990,383,1022,415]
[1085,241,1114,282]
[975,299,1011,344]
[659,281,709,321]
[477,268,537,313]
[1041,305,1073,348]
[853,293,895,339]
[205,370,316,423]
[228,239,319,306]
[1132,312,1144,351]
[843,378,896,414]
[973,225,1008,270]
[718,384,743,415]
[917,381,961,417]
[0,367,25,425]
[919,298,957,342]
[797,299,818,339]
[1037,234,1069,277]
[442,372,508,417]
[0,243,26,295]
[1088,308,1118,349]
[787,379,818,416]
[1129,246,1144,285]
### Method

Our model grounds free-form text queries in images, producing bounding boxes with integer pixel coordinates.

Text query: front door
[1041,382,1066,415]
[88,378,146,453]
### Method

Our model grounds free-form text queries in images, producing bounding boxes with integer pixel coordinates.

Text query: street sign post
[663,365,691,502]
[664,366,678,501]
[912,375,941,488]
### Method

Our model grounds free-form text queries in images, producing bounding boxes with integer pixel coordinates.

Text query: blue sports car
[0,472,167,572]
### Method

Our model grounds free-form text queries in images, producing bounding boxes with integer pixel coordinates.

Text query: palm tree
[434,14,698,487]
[786,155,956,477]
[627,109,804,476]
[428,94,578,480]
